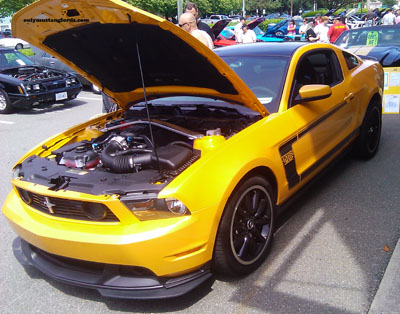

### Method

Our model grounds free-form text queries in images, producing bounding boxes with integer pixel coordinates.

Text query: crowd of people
[297,14,348,43]
[177,2,400,49]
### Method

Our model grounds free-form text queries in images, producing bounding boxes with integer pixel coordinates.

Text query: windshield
[221,55,288,113]
[0,50,35,69]
[220,28,234,39]
[336,27,400,48]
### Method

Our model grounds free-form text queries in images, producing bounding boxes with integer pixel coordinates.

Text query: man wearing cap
[328,16,348,43]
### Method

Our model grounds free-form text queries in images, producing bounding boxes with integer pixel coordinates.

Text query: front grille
[45,82,66,90]
[17,188,119,222]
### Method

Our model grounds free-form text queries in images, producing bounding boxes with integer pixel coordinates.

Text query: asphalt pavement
[0,96,399,313]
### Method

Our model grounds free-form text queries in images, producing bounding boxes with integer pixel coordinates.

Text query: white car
[0,37,30,50]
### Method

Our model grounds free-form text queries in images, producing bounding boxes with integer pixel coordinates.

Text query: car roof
[344,24,400,32]
[215,42,307,58]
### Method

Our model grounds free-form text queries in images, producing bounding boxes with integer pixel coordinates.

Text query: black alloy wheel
[353,101,382,159]
[213,176,275,276]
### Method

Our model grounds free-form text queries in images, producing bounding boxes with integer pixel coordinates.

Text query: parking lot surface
[0,94,399,313]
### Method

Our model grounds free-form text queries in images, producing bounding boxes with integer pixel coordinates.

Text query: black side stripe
[279,101,353,189]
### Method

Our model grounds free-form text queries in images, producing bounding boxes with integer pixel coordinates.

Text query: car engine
[15,103,260,195]
[1,66,65,81]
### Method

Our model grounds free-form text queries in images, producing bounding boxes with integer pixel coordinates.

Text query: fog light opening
[82,203,108,220]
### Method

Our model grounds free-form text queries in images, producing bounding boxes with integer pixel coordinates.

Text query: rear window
[342,51,359,70]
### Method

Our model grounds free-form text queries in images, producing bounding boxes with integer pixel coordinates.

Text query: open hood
[248,17,265,30]
[12,0,267,116]
[211,19,231,39]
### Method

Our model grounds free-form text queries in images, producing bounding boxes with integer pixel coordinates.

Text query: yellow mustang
[2,0,383,299]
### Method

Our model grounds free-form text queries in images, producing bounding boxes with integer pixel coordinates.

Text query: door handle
[344,93,354,103]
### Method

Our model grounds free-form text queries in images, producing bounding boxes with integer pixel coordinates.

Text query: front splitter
[13,237,212,299]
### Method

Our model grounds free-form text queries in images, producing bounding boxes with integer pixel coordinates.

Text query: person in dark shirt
[305,22,318,42]
[184,2,215,41]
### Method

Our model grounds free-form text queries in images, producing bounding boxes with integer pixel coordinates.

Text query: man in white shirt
[314,16,330,43]
[382,9,396,25]
[239,24,256,44]
[234,17,246,43]
[179,13,214,49]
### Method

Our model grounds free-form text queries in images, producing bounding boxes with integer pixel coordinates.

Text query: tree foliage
[0,0,34,19]
[381,0,397,8]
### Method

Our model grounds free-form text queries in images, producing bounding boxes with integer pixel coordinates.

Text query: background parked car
[0,37,30,50]
[29,45,100,93]
[214,17,265,47]
[261,18,302,37]
[335,25,400,67]
[201,14,229,25]
[0,48,82,113]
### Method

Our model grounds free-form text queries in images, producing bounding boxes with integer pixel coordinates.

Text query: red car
[214,17,265,47]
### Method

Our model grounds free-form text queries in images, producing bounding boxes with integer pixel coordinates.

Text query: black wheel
[15,43,23,50]
[352,101,382,159]
[213,176,275,276]
[275,31,284,36]
[0,88,13,114]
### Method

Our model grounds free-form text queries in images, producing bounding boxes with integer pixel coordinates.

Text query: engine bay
[1,66,65,81]
[16,102,260,195]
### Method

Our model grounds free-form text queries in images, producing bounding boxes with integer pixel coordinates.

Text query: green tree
[381,0,397,8]
[0,0,34,19]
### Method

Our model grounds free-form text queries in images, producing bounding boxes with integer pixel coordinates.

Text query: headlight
[12,164,22,179]
[25,85,31,91]
[121,196,190,221]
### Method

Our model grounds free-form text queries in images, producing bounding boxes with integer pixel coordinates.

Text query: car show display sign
[383,67,400,114]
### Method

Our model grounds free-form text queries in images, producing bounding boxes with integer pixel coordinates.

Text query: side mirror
[295,84,332,103]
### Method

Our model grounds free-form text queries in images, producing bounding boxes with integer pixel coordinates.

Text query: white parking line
[0,120,15,125]
[78,96,102,100]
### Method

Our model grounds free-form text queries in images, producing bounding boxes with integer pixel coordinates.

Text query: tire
[15,43,23,50]
[213,176,275,276]
[275,31,284,36]
[0,88,13,114]
[352,101,382,159]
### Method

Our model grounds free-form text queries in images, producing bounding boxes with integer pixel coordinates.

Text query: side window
[342,51,359,70]
[290,50,344,106]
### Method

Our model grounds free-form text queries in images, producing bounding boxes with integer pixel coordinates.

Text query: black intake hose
[101,141,152,173]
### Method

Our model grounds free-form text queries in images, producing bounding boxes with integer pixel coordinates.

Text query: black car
[334,25,400,67]
[0,48,82,113]
[29,46,100,93]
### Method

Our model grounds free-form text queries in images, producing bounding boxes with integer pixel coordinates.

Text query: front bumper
[14,237,212,299]
[8,85,82,109]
